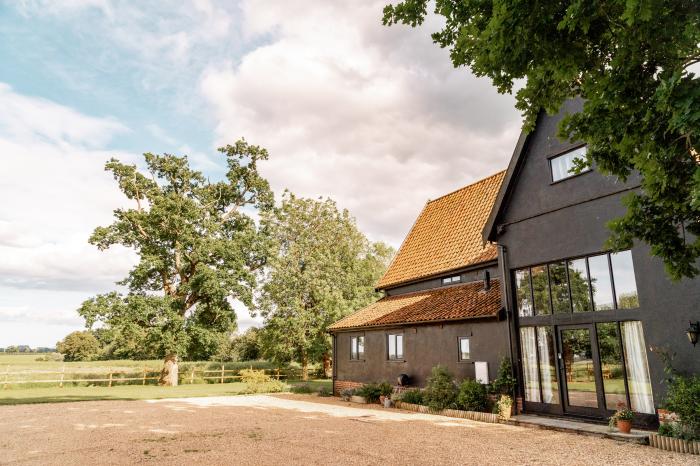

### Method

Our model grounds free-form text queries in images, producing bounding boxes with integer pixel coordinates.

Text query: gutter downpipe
[498,244,518,399]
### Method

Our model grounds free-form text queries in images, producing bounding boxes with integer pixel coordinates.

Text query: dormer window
[442,275,461,285]
[550,146,590,182]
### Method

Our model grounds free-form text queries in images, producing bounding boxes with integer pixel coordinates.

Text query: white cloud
[201,0,521,245]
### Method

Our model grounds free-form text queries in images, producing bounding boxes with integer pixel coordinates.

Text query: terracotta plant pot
[379,395,386,405]
[617,419,632,434]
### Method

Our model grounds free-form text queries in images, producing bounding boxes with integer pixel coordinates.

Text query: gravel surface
[0,393,694,465]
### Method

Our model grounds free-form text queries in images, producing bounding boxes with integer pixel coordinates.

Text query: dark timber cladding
[486,98,700,426]
[331,171,509,391]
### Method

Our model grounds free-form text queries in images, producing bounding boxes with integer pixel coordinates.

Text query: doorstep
[507,414,651,445]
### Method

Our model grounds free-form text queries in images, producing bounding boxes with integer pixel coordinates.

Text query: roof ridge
[427,169,506,205]
[382,278,499,300]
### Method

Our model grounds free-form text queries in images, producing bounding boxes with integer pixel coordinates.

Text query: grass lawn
[0,379,332,406]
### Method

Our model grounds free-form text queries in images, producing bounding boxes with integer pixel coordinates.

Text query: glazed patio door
[558,325,605,418]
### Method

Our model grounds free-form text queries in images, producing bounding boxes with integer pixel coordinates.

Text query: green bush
[318,386,332,397]
[56,331,102,362]
[664,373,700,440]
[291,384,314,394]
[491,357,516,395]
[378,381,394,397]
[457,378,489,412]
[423,365,457,410]
[658,423,675,437]
[398,389,424,405]
[239,368,289,393]
[356,383,382,403]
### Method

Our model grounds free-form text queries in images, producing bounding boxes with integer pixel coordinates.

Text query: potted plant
[378,381,394,406]
[609,406,634,433]
[497,394,514,420]
[340,388,355,402]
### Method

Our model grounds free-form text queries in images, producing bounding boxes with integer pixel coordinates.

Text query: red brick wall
[333,380,364,396]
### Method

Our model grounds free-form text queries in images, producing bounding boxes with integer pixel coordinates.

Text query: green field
[0,353,331,405]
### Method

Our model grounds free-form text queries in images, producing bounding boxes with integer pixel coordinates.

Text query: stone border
[395,401,499,423]
[648,433,700,455]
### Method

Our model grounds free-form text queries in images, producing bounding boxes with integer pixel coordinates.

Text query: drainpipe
[498,245,518,398]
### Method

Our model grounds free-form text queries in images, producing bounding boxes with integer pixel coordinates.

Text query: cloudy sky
[0,0,521,347]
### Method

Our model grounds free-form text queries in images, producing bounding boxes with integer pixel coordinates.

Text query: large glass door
[558,325,604,417]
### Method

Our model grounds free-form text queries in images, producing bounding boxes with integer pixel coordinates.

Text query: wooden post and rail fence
[1,365,287,389]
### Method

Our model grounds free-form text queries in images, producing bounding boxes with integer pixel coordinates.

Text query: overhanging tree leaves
[255,192,394,380]
[383,0,700,279]
[81,140,273,385]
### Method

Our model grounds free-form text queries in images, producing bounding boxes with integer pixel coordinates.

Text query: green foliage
[290,384,314,394]
[56,331,102,362]
[256,192,394,378]
[340,388,356,400]
[491,357,516,396]
[399,389,424,405]
[423,365,458,410]
[356,383,383,403]
[456,378,489,412]
[383,0,700,280]
[80,140,274,362]
[664,373,700,440]
[214,328,262,362]
[609,406,634,430]
[317,386,333,397]
[378,381,394,397]
[658,423,675,437]
[239,368,288,394]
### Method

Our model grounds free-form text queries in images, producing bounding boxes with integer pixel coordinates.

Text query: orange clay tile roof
[329,280,501,331]
[376,171,505,290]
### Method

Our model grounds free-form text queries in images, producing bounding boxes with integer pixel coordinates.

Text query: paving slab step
[508,414,651,444]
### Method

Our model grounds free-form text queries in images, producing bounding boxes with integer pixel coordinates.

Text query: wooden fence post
[108,368,113,387]
[3,365,8,390]
[276,368,280,380]
[59,365,65,388]
[220,364,225,384]
[190,368,195,384]
[142,367,147,385]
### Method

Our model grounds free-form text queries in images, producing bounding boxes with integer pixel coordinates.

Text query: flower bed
[648,433,700,455]
[395,401,499,424]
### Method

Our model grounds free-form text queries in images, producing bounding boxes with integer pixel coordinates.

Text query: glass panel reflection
[567,258,591,312]
[611,251,639,309]
[621,321,654,413]
[588,255,614,311]
[549,262,570,313]
[537,327,559,404]
[520,327,541,402]
[596,323,627,410]
[561,328,598,408]
[515,269,533,317]
[530,266,551,315]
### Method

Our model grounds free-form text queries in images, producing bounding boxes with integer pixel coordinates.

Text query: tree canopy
[255,192,394,379]
[80,140,274,382]
[383,0,700,279]
[56,331,101,362]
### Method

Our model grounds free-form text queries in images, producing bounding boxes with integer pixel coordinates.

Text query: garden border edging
[395,401,499,424]
[648,433,700,455]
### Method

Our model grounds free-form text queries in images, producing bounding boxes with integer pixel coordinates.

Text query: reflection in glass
[621,321,654,413]
[520,327,540,402]
[550,146,589,182]
[588,255,614,311]
[515,269,533,317]
[596,323,627,410]
[561,328,598,408]
[530,266,551,315]
[611,251,639,309]
[549,262,570,313]
[567,258,591,312]
[537,327,559,404]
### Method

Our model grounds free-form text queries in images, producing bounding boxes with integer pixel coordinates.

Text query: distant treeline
[0,346,56,353]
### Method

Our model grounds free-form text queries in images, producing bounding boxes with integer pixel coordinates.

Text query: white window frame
[458,336,471,361]
[387,333,404,360]
[549,145,590,182]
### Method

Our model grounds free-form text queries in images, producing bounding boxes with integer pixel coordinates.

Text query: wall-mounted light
[687,321,700,346]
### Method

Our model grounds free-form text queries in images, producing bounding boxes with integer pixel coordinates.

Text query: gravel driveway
[0,394,694,465]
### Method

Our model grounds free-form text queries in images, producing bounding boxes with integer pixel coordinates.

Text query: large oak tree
[80,140,273,385]
[384,0,700,279]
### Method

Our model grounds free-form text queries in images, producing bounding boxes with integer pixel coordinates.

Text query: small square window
[350,336,364,360]
[388,333,404,360]
[458,337,470,361]
[442,275,461,285]
[550,146,590,182]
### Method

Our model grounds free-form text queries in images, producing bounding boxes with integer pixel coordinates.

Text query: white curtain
[520,327,540,402]
[537,327,557,404]
[622,321,654,414]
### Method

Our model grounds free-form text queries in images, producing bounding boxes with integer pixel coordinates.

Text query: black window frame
[458,336,471,361]
[387,333,404,361]
[513,250,639,317]
[548,145,591,183]
[350,335,365,361]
